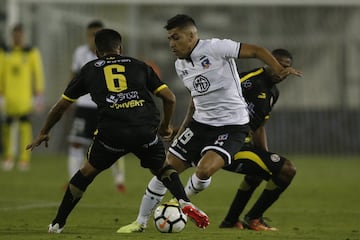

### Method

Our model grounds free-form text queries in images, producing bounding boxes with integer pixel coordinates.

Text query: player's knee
[157,165,177,182]
[279,159,296,183]
[195,167,213,180]
[70,170,94,192]
[196,155,224,179]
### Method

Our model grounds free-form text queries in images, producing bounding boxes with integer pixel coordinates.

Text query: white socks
[68,146,85,178]
[111,156,126,185]
[135,173,211,227]
[136,176,167,227]
[185,173,211,197]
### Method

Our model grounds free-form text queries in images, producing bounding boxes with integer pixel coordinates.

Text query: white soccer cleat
[48,223,64,233]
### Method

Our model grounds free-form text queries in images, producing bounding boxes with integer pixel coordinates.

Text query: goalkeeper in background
[0,23,45,171]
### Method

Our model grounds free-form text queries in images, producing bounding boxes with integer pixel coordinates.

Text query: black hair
[164,14,196,30]
[87,20,104,30]
[95,29,122,54]
[272,48,293,61]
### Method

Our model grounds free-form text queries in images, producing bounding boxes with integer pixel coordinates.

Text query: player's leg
[1,116,15,171]
[49,139,120,233]
[67,107,94,179]
[243,155,296,231]
[117,176,166,233]
[220,174,261,228]
[158,162,208,229]
[111,155,126,192]
[184,123,249,197]
[68,143,85,178]
[117,148,191,233]
[18,115,32,171]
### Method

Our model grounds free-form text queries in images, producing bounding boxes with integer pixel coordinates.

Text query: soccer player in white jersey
[68,20,126,192]
[117,14,302,233]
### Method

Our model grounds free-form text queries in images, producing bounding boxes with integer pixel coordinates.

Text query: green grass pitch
[0,153,359,240]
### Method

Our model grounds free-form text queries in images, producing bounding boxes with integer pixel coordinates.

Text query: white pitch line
[0,202,123,211]
[0,202,59,211]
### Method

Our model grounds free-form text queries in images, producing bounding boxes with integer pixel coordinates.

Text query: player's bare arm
[156,86,176,140]
[173,97,195,140]
[26,98,73,150]
[252,124,268,151]
[239,43,302,78]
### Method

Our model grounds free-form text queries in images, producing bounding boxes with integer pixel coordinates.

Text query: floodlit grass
[0,153,359,240]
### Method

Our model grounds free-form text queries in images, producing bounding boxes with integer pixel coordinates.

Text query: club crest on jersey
[270,154,281,162]
[200,56,211,69]
[94,60,106,67]
[214,133,228,146]
[193,75,210,93]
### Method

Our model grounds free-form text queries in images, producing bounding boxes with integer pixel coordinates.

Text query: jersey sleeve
[63,68,88,101]
[210,38,240,59]
[146,65,168,94]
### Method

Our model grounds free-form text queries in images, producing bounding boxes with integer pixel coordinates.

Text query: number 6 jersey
[62,54,167,140]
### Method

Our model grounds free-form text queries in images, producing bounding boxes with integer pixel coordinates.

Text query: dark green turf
[0,153,359,240]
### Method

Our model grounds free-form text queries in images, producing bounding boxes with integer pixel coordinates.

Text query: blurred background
[1,0,359,156]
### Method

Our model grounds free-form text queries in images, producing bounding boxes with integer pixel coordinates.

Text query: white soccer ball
[153,202,187,233]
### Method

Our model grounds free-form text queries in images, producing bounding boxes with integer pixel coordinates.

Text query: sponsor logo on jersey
[106,91,145,109]
[106,91,139,103]
[94,60,106,67]
[193,75,210,93]
[200,55,211,69]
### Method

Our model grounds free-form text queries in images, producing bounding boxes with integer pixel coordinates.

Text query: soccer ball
[153,202,187,233]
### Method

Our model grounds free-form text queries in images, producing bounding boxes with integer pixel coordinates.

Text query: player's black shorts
[223,144,286,181]
[68,106,97,145]
[168,119,249,166]
[87,134,166,172]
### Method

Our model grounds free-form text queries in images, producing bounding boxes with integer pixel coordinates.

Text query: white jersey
[175,38,249,126]
[71,44,97,108]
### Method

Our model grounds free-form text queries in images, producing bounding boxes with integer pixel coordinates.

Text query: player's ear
[119,45,123,54]
[95,49,101,58]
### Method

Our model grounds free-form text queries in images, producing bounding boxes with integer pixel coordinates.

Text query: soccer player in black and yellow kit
[0,24,45,171]
[26,28,208,233]
[219,49,297,231]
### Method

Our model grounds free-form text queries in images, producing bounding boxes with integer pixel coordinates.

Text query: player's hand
[158,124,174,141]
[26,134,50,151]
[278,67,303,78]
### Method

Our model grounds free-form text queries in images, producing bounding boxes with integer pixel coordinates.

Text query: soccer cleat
[116,221,145,233]
[1,160,14,171]
[180,202,209,229]
[48,223,64,233]
[243,217,278,231]
[18,161,30,171]
[219,220,244,229]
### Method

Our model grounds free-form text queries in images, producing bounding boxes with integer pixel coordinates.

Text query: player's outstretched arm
[26,97,73,151]
[239,43,302,78]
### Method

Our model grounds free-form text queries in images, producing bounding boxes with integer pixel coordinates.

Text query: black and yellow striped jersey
[240,67,279,132]
[63,54,167,141]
